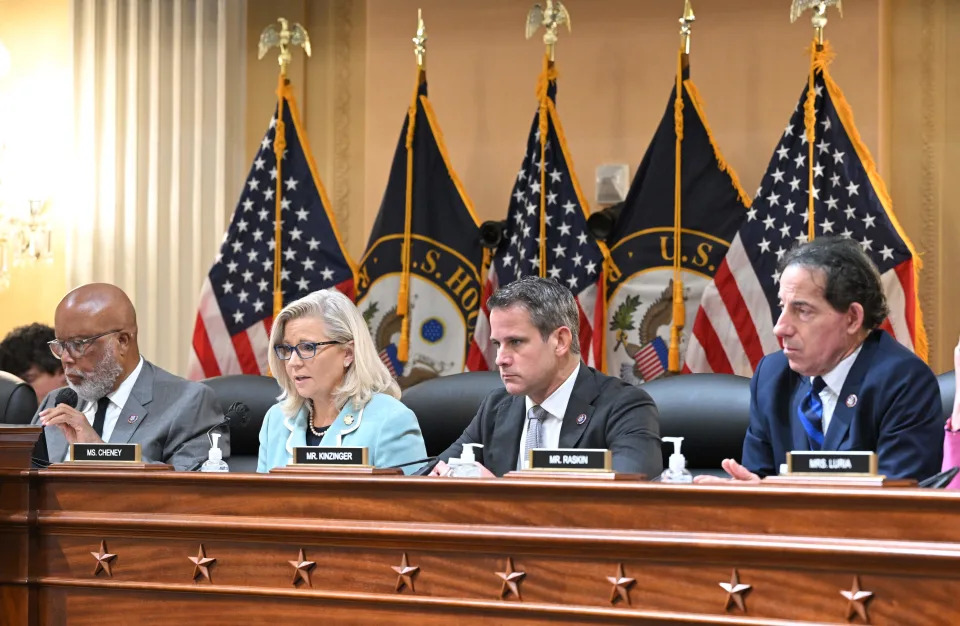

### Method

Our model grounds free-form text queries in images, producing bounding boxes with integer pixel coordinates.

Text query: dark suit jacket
[31,359,225,471]
[436,364,663,477]
[742,330,942,481]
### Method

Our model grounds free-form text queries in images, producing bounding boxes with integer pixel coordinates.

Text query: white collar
[103,356,144,410]
[525,363,580,420]
[816,344,862,396]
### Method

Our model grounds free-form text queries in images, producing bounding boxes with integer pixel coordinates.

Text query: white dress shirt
[814,345,862,435]
[62,357,145,461]
[517,363,581,469]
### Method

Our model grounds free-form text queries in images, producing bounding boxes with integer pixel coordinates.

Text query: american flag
[468,65,606,370]
[635,337,668,382]
[685,64,925,376]
[188,83,355,378]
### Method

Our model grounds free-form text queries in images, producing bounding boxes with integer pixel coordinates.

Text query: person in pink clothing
[942,337,960,488]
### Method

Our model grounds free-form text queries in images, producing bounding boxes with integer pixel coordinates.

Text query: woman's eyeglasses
[273,340,342,361]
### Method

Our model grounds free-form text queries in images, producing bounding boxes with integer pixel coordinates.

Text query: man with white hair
[31,283,224,470]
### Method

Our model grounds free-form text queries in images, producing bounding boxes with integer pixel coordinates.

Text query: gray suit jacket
[436,365,663,477]
[32,359,225,471]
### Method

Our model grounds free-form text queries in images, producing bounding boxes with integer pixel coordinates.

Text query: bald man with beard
[31,283,225,470]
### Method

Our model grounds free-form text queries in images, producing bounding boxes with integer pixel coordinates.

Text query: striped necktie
[520,405,547,470]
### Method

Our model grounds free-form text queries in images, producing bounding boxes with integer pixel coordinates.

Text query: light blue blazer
[256,392,427,474]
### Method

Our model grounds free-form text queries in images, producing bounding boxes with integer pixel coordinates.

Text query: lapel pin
[845,394,858,408]
[344,415,354,426]
[576,414,587,425]
[127,415,139,424]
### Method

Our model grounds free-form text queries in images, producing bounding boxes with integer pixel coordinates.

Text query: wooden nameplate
[763,474,916,488]
[503,470,647,481]
[270,465,402,475]
[46,462,174,471]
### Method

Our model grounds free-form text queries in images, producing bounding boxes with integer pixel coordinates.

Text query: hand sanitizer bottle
[200,432,229,473]
[659,436,693,483]
[445,443,484,477]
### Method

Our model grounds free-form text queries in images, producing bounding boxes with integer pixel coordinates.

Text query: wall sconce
[0,200,54,289]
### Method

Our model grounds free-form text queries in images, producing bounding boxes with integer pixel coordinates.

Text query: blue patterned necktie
[520,405,547,470]
[797,376,828,450]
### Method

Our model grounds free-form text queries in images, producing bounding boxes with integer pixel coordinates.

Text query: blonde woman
[257,290,426,473]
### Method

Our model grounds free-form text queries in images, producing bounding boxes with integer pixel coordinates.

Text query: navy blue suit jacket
[742,329,942,480]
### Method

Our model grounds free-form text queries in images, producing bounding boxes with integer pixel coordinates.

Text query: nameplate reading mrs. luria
[529,448,611,471]
[293,446,369,466]
[70,443,140,462]
[787,450,877,476]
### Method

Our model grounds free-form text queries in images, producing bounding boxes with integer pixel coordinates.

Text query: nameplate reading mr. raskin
[293,446,369,466]
[787,450,877,476]
[70,443,139,462]
[530,448,611,471]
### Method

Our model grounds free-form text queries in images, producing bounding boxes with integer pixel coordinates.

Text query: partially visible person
[0,323,66,403]
[696,237,942,484]
[257,289,426,473]
[427,276,662,478]
[941,337,960,488]
[31,283,225,470]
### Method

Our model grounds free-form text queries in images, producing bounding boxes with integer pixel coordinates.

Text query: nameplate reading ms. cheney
[529,448,611,471]
[787,450,877,476]
[70,443,140,462]
[293,447,369,466]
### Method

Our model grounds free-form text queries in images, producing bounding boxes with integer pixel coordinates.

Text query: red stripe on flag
[893,260,916,342]
[576,301,592,364]
[691,309,733,374]
[713,260,766,370]
[335,277,356,302]
[191,314,221,378]
[232,330,261,375]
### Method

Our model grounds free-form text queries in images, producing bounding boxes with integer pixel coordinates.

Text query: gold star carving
[188,545,216,583]
[288,548,316,587]
[90,540,117,577]
[495,557,526,601]
[391,552,420,593]
[840,576,873,623]
[606,563,636,605]
[718,568,751,613]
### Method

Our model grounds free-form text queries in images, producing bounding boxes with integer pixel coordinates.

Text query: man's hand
[693,458,761,485]
[38,403,103,445]
[428,460,494,478]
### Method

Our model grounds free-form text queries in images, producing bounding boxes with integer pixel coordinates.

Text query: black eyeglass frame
[273,340,343,361]
[48,329,123,359]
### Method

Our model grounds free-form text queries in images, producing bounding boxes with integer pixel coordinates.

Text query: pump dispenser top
[659,436,692,483]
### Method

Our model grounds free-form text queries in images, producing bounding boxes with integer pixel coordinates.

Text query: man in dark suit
[429,277,662,478]
[31,283,225,471]
[699,237,941,483]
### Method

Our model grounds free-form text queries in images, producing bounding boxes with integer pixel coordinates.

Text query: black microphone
[918,466,959,489]
[191,401,249,471]
[32,388,81,468]
[387,456,436,470]
[55,388,79,409]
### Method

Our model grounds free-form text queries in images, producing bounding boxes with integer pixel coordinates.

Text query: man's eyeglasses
[48,329,122,359]
[273,340,343,361]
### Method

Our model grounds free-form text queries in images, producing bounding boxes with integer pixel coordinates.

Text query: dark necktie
[519,405,547,470]
[93,397,111,439]
[797,377,828,450]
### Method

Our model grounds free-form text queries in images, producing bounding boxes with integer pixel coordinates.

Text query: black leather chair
[201,374,281,472]
[939,370,955,421]
[401,371,503,457]
[640,373,751,476]
[0,371,38,425]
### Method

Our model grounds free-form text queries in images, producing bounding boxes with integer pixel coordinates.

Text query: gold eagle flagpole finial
[413,8,427,69]
[258,17,312,77]
[679,0,695,56]
[790,0,842,47]
[525,0,571,62]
